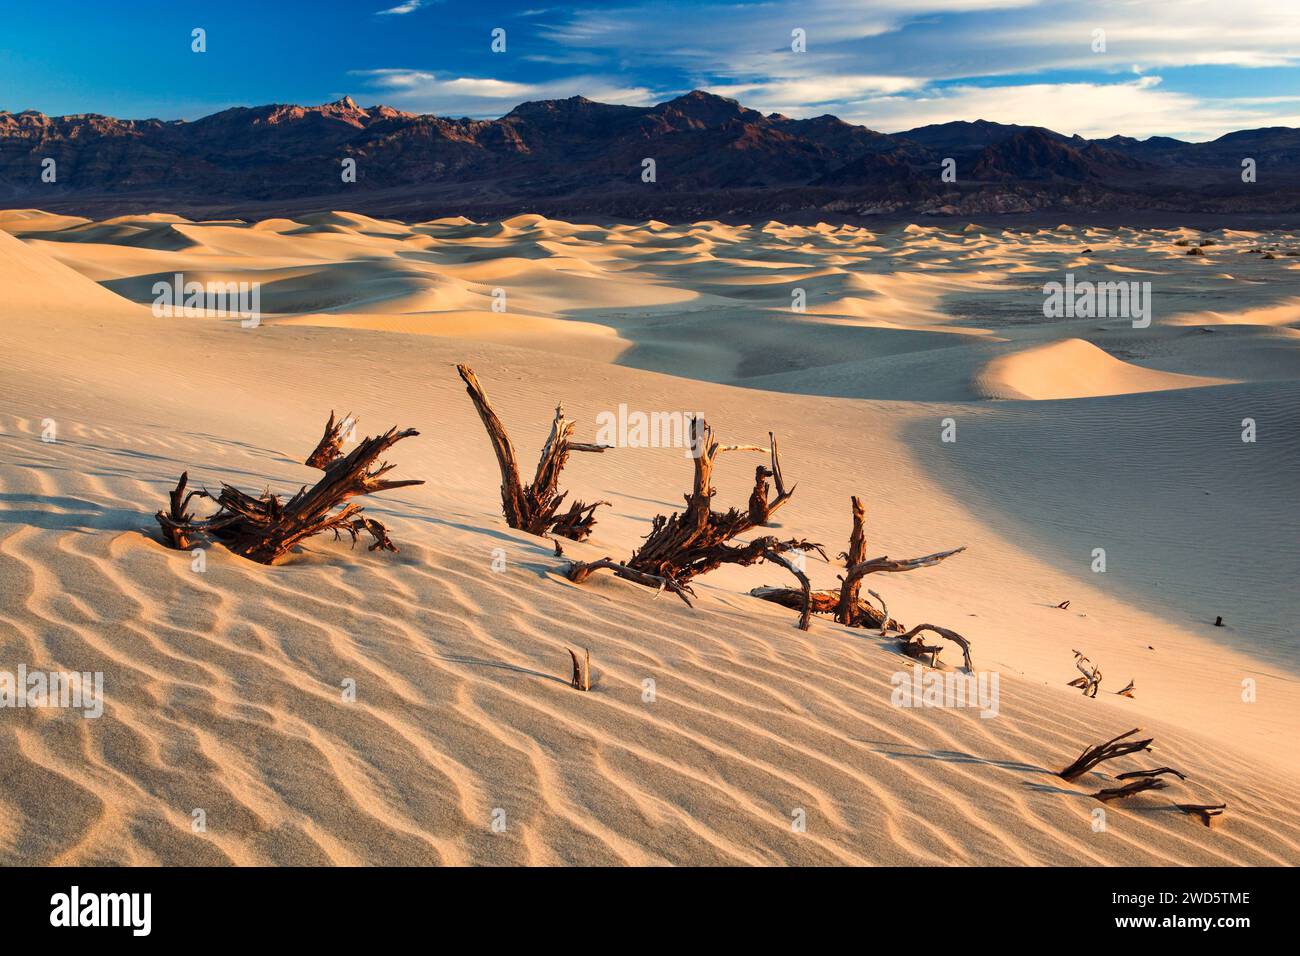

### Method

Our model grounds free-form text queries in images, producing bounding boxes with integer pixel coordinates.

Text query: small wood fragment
[1176,803,1226,827]
[1070,649,1102,697]
[567,647,590,691]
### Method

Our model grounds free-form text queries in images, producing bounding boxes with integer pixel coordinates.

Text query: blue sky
[3,0,1299,140]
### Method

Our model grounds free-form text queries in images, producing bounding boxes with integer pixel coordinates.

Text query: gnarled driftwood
[897,623,974,672]
[1068,649,1103,697]
[457,364,609,541]
[565,417,817,603]
[306,410,355,469]
[156,423,422,565]
[751,496,965,638]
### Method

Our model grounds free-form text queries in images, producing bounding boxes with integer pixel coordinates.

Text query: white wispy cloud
[348,69,661,116]
[348,0,1300,139]
[834,77,1300,140]
[376,1,430,16]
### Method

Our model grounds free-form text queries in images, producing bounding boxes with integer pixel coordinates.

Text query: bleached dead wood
[746,433,796,526]
[750,496,964,640]
[568,647,591,691]
[896,623,974,672]
[1068,649,1103,697]
[761,549,814,630]
[867,589,889,636]
[836,547,966,627]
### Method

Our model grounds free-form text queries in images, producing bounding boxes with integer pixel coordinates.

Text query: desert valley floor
[0,208,1297,865]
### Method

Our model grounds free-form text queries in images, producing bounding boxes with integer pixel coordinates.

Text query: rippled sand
[1,210,1297,864]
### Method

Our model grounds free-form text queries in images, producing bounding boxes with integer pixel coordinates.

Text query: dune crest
[975,338,1227,400]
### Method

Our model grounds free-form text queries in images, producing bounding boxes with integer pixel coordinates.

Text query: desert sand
[0,208,1297,865]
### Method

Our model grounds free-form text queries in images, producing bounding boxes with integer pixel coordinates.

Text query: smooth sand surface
[0,211,1297,865]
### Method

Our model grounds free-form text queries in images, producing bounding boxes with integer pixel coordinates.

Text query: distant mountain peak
[2,91,1298,220]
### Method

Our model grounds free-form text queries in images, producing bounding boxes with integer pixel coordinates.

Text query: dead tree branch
[565,556,690,605]
[156,424,422,565]
[156,471,209,550]
[747,433,796,526]
[1058,728,1154,782]
[750,496,962,638]
[1117,767,1186,781]
[1068,650,1103,697]
[306,410,354,469]
[457,364,609,541]
[867,589,889,636]
[1093,779,1169,802]
[566,417,819,600]
[834,496,868,622]
[760,549,813,630]
[835,547,966,626]
[896,623,974,672]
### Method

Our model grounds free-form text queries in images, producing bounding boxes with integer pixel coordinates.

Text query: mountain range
[3,90,1298,221]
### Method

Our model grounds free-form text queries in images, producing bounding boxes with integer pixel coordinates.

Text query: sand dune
[974,338,1226,400]
[1,212,1297,865]
[7,208,1295,401]
[0,228,138,313]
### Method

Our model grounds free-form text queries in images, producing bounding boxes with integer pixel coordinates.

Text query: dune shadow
[861,743,1050,776]
[0,493,144,532]
[437,655,569,686]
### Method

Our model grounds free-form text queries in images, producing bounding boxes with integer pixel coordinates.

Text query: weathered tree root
[747,433,795,526]
[568,647,591,691]
[566,556,689,605]
[1176,803,1226,827]
[1068,650,1103,697]
[1115,678,1137,698]
[306,410,355,469]
[1058,727,1154,782]
[565,417,819,602]
[760,549,814,630]
[897,623,974,672]
[1093,778,1169,802]
[156,424,422,565]
[751,495,965,643]
[457,364,610,541]
[156,470,209,550]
